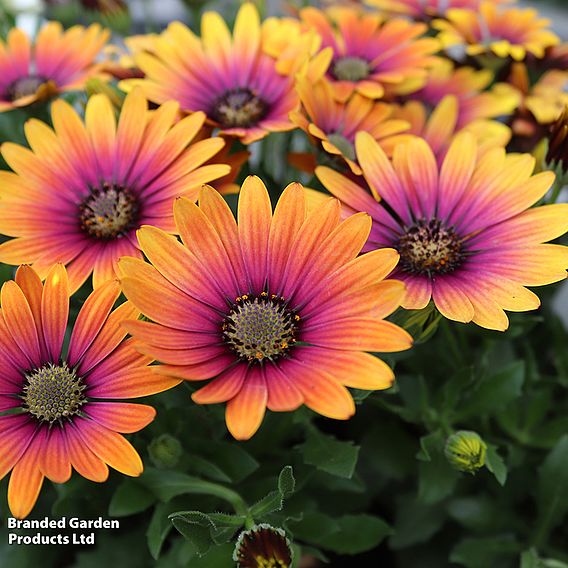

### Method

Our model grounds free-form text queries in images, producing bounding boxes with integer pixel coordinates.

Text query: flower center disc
[222,294,299,363]
[397,218,464,276]
[80,183,139,240]
[212,88,267,128]
[6,75,45,101]
[22,362,86,423]
[332,57,370,82]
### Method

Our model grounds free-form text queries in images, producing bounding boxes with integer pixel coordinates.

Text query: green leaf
[450,535,519,568]
[288,512,339,545]
[521,548,541,568]
[146,503,175,560]
[300,429,360,479]
[170,512,216,556]
[250,466,296,519]
[108,480,156,517]
[316,514,392,555]
[458,361,525,420]
[192,440,259,483]
[417,431,459,504]
[535,434,568,541]
[485,444,507,486]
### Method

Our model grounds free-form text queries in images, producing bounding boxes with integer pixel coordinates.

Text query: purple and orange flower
[396,59,519,130]
[0,22,109,112]
[391,96,512,163]
[119,177,412,440]
[365,0,513,19]
[316,132,568,330]
[0,264,178,519]
[300,6,440,102]
[433,2,559,61]
[120,3,298,144]
[0,89,229,293]
[290,76,410,174]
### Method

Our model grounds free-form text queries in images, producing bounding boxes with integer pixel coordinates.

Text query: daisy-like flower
[433,2,559,61]
[0,22,109,113]
[0,89,229,293]
[365,0,512,20]
[290,77,410,174]
[0,264,179,519]
[300,6,439,102]
[233,524,293,568]
[119,3,298,144]
[119,177,412,440]
[391,95,511,163]
[316,132,568,330]
[397,59,519,130]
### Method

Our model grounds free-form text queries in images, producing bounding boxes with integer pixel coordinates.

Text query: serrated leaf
[278,466,295,496]
[109,480,156,517]
[250,466,296,519]
[301,430,360,479]
[170,513,215,557]
[485,444,507,486]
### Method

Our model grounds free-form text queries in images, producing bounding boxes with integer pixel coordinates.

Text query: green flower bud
[444,430,487,474]
[148,434,183,469]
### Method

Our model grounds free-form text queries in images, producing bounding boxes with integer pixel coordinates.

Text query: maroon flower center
[222,293,300,363]
[80,183,139,240]
[212,88,267,128]
[22,362,86,424]
[397,218,464,276]
[332,56,370,82]
[233,524,293,568]
[6,75,46,101]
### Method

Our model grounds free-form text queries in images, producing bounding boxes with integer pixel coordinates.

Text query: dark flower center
[6,75,46,101]
[80,183,139,240]
[212,88,267,128]
[22,362,86,424]
[327,132,355,161]
[222,293,300,363]
[332,56,370,82]
[233,524,292,568]
[397,218,464,276]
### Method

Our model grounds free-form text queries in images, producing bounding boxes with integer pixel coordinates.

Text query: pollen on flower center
[212,88,268,128]
[6,75,46,101]
[332,56,370,82]
[22,362,86,424]
[327,132,356,161]
[222,293,300,363]
[79,183,139,240]
[397,218,464,276]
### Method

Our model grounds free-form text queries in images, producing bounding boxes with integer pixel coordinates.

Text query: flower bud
[444,430,487,474]
[233,524,293,568]
[148,434,183,469]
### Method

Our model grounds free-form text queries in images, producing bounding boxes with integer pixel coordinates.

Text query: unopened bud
[148,434,183,469]
[445,430,487,474]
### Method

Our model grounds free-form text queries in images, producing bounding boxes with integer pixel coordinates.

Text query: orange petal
[41,264,69,361]
[86,402,156,433]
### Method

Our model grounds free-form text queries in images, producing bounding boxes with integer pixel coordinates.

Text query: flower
[316,132,568,331]
[0,264,179,519]
[364,0,513,19]
[119,177,412,440]
[445,431,487,474]
[0,89,230,293]
[300,6,439,102]
[0,22,109,112]
[397,59,519,130]
[233,524,293,568]
[433,2,559,61]
[290,76,410,174]
[119,3,298,144]
[391,96,511,163]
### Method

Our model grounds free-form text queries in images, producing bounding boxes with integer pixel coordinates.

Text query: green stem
[183,479,249,517]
